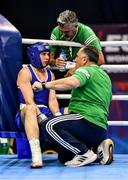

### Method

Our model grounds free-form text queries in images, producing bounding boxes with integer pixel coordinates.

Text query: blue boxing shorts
[15,106,64,132]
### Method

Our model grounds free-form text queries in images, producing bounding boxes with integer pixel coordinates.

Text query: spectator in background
[50,10,105,76]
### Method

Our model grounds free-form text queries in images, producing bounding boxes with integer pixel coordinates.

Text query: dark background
[1,0,128,39]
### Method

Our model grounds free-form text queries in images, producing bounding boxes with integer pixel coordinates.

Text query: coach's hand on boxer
[32,81,44,91]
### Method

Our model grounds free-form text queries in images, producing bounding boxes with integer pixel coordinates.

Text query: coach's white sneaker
[64,150,97,167]
[97,139,114,165]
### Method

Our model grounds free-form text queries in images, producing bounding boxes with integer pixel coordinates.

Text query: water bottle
[0,138,9,154]
[59,50,67,72]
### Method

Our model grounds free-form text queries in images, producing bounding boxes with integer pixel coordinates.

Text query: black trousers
[40,114,107,163]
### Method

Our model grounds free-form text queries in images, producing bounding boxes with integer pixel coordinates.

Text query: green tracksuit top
[68,65,112,129]
[50,22,102,60]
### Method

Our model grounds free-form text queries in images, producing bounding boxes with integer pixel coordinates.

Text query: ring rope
[22,38,128,47]
[56,94,128,100]
[51,65,128,72]
[108,121,128,126]
[101,64,128,73]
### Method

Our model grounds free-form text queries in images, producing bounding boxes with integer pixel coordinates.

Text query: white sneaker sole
[65,153,97,167]
[98,139,114,165]
[77,153,97,167]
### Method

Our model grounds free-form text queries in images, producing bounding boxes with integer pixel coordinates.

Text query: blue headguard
[27,42,50,69]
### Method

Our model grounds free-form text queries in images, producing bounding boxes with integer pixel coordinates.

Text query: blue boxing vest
[18,64,52,107]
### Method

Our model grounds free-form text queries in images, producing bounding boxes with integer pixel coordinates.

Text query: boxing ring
[1,39,128,180]
[0,15,128,180]
[0,154,128,180]
[22,38,128,126]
